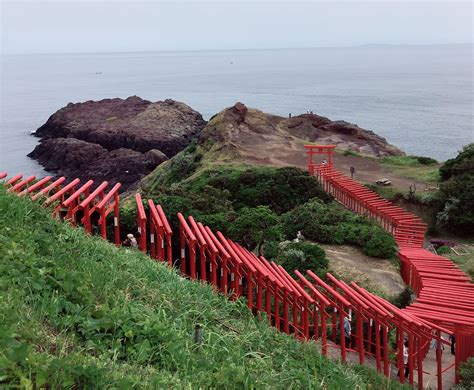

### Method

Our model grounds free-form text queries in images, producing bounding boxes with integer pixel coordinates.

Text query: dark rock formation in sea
[29,96,206,190]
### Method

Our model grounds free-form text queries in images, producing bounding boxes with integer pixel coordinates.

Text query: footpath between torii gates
[1,158,473,389]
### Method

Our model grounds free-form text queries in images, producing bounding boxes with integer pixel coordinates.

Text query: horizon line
[2,42,473,56]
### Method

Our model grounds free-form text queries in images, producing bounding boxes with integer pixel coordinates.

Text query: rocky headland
[199,103,403,168]
[29,99,403,191]
[29,96,206,190]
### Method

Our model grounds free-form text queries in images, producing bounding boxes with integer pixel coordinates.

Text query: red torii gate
[204,226,232,295]
[305,146,473,387]
[156,204,173,265]
[305,144,336,175]
[215,232,244,299]
[18,176,52,197]
[189,215,209,282]
[95,183,121,245]
[45,178,81,218]
[5,174,23,187]
[135,194,147,252]
[196,222,219,288]
[61,180,95,223]
[7,175,36,193]
[302,270,349,358]
[146,199,173,265]
[31,177,66,201]
[178,212,197,279]
[76,181,109,234]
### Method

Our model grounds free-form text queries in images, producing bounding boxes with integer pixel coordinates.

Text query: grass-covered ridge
[0,187,405,388]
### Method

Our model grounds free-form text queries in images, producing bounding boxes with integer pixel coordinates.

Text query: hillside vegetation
[0,187,405,388]
[134,142,396,280]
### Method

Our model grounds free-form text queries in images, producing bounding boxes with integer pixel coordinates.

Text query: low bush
[415,156,438,165]
[343,149,360,157]
[229,206,282,255]
[282,199,397,258]
[273,241,328,279]
[436,246,451,255]
[439,143,474,181]
[380,155,437,167]
[390,287,414,309]
[190,165,332,214]
[146,164,332,215]
[457,357,474,389]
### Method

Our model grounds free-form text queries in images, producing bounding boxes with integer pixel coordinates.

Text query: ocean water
[1,45,472,176]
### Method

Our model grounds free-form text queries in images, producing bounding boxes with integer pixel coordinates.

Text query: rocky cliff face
[200,103,404,168]
[29,96,206,190]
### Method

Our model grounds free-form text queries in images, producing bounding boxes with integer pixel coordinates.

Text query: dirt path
[321,244,405,297]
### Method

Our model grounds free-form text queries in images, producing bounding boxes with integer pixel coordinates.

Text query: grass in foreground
[0,187,405,389]
[446,245,474,279]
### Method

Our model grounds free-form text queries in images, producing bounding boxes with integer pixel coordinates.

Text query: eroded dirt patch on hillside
[321,244,405,297]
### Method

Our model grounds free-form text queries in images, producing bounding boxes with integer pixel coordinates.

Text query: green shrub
[435,173,474,235]
[390,287,414,309]
[363,232,397,258]
[458,357,474,389]
[274,241,328,279]
[230,206,282,255]
[343,149,359,157]
[432,144,474,235]
[282,199,396,258]
[145,165,332,224]
[415,156,438,165]
[439,143,474,181]
[436,246,451,255]
[199,211,237,237]
[200,166,331,214]
[282,199,349,243]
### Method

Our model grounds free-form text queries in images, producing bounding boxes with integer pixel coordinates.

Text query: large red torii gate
[305,144,336,175]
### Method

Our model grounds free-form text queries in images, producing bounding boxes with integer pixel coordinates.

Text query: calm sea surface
[1,45,472,176]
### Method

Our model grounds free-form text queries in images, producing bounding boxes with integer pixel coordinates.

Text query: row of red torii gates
[306,145,474,386]
[1,153,473,389]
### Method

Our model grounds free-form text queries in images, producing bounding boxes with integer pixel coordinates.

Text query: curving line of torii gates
[1,147,473,389]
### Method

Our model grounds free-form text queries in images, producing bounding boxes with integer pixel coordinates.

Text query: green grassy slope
[0,187,405,389]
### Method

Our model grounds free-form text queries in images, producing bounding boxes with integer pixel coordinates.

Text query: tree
[230,206,282,256]
[435,143,474,235]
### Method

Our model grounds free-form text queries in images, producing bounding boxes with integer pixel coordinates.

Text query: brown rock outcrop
[29,96,206,190]
[199,103,404,168]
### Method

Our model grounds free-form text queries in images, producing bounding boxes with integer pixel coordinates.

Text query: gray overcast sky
[1,1,472,54]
